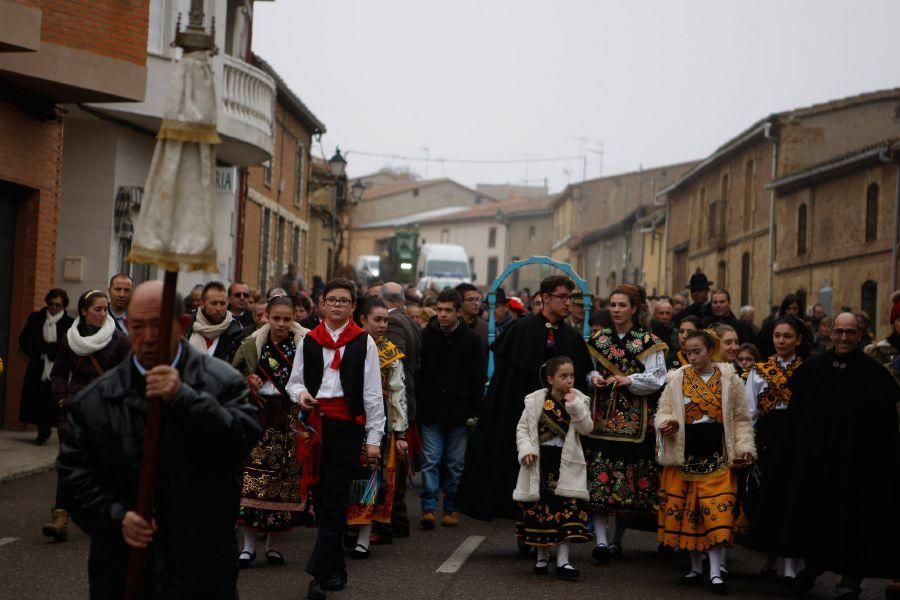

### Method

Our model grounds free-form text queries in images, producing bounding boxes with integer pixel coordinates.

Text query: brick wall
[0,100,64,427]
[15,0,150,66]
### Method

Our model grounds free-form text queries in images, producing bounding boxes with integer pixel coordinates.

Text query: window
[263,160,273,187]
[797,204,808,256]
[510,257,520,290]
[412,188,419,198]
[148,0,165,54]
[743,160,754,230]
[487,257,499,284]
[440,229,450,243]
[740,252,751,306]
[292,225,301,266]
[717,260,727,291]
[259,208,271,291]
[861,280,877,324]
[720,173,729,234]
[294,145,304,207]
[488,226,497,248]
[865,183,879,241]
[673,248,688,293]
[699,187,707,243]
[275,217,286,279]
[528,225,536,241]
[708,201,720,243]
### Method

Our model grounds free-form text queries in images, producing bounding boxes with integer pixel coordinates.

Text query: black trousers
[306,418,365,581]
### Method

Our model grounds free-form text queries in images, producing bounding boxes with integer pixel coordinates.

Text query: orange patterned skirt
[347,433,398,526]
[657,465,738,551]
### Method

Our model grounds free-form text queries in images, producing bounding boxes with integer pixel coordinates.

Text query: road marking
[436,535,485,574]
[0,537,20,547]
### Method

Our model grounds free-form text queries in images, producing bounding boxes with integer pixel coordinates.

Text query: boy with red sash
[287,278,386,600]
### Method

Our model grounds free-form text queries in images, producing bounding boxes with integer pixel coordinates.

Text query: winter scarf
[188,309,234,354]
[67,315,116,358]
[40,310,64,381]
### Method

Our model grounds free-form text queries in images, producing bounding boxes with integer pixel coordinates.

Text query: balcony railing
[221,54,275,141]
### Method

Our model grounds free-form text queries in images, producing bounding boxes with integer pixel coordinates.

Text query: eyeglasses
[832,328,859,338]
[324,297,353,307]
[464,296,482,303]
[47,302,63,308]
[233,292,250,298]
[547,293,572,303]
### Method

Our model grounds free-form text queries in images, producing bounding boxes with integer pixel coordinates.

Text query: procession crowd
[13,264,900,599]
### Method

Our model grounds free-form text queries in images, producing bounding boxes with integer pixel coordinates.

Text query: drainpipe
[764,122,777,307]
[234,167,247,280]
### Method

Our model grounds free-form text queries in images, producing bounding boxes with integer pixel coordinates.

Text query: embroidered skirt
[657,423,737,551]
[515,446,590,547]
[237,395,313,533]
[347,433,398,526]
[742,409,791,553]
[583,434,660,515]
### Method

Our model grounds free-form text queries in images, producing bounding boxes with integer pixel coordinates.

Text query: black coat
[385,309,422,422]
[784,349,900,578]
[674,300,712,325]
[458,313,592,520]
[704,311,758,345]
[58,344,260,600]
[18,309,74,425]
[416,318,485,427]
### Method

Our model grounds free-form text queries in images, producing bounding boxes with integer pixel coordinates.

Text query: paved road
[0,470,890,599]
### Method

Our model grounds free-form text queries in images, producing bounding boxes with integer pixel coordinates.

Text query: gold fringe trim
[157,119,221,144]
[128,246,218,274]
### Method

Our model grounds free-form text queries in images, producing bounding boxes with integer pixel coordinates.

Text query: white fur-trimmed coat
[654,362,756,467]
[513,388,593,502]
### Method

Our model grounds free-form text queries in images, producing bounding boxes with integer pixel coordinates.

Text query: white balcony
[217,53,275,165]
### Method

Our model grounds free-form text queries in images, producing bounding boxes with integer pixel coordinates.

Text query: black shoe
[323,571,348,591]
[556,563,580,580]
[710,575,728,595]
[680,571,703,585]
[533,559,549,575]
[792,569,818,596]
[237,550,256,569]
[592,544,611,565]
[351,544,370,560]
[307,580,327,600]
[609,543,623,559]
[265,549,284,565]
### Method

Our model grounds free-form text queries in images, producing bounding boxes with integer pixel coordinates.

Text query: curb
[0,461,56,484]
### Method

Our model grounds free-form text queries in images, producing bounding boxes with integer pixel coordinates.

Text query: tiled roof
[252,54,326,134]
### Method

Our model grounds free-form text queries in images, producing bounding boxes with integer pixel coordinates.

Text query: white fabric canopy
[129,50,220,273]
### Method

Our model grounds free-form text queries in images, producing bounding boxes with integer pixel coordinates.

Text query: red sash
[297,398,366,499]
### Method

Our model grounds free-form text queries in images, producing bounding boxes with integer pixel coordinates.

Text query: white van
[354,255,380,287]
[416,243,472,291]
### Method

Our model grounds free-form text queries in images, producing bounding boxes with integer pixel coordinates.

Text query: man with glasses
[787,313,900,600]
[456,282,488,353]
[458,275,592,522]
[288,278,385,600]
[228,282,255,328]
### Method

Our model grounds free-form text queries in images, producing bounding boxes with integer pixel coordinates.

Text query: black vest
[303,332,368,417]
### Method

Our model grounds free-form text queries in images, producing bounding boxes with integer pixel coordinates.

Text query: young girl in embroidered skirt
[656,330,756,594]
[513,356,593,580]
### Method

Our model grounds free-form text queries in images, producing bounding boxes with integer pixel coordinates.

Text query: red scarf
[306,319,366,370]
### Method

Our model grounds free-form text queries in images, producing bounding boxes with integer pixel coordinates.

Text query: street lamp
[328,147,347,277]
[351,178,365,205]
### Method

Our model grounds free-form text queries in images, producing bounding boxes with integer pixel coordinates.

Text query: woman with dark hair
[667,316,701,370]
[757,294,803,358]
[742,315,811,582]
[18,288,74,445]
[232,295,310,568]
[45,289,129,542]
[584,284,668,563]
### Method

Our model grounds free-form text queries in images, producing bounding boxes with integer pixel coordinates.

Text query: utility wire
[347,149,585,165]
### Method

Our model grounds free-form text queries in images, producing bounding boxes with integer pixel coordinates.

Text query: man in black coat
[457,275,592,521]
[787,313,900,600]
[416,289,485,530]
[186,281,246,364]
[379,282,422,539]
[704,289,757,345]
[58,280,261,600]
[673,272,713,325]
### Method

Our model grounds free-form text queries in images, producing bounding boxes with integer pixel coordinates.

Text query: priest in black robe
[787,313,900,599]
[457,275,592,521]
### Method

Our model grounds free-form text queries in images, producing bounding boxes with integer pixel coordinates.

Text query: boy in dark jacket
[417,289,485,530]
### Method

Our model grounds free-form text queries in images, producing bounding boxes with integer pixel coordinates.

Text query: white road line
[436,535,485,574]
[0,537,20,547]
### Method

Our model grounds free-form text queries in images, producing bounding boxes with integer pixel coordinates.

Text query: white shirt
[286,320,385,446]
[745,354,796,423]
[111,309,128,335]
[133,344,184,376]
[684,369,717,424]
[588,333,667,394]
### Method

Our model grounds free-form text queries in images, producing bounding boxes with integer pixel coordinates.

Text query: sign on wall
[216,167,236,194]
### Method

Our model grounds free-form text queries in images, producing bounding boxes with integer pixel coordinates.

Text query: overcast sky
[252,0,900,194]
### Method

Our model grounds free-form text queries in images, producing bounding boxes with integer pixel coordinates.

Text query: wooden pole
[123,269,179,599]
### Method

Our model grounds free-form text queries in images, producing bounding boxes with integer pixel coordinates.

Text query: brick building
[769,139,900,338]
[659,88,900,323]
[238,54,325,295]
[0,0,149,427]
